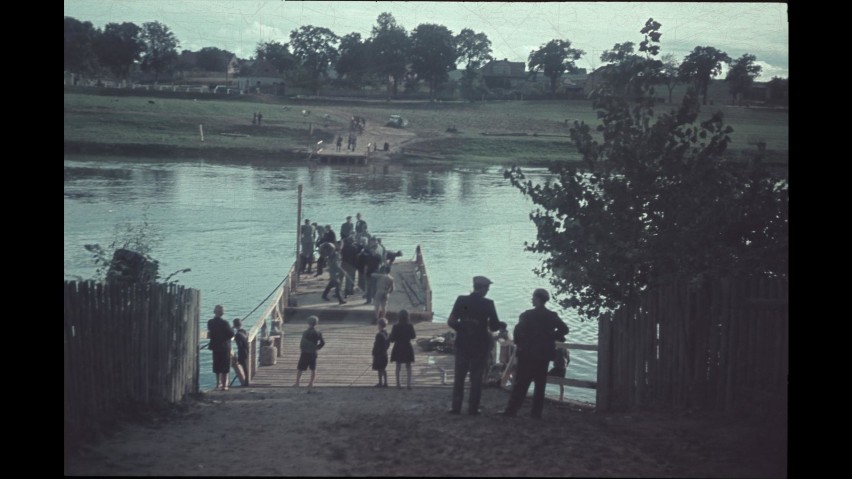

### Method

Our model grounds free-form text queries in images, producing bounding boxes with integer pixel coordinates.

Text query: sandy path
[65,385,785,477]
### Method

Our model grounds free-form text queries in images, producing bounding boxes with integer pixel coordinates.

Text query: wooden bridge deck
[250,321,456,388]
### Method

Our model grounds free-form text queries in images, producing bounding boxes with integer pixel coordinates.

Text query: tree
[409,23,458,98]
[725,53,762,105]
[455,28,493,70]
[64,16,99,74]
[289,25,340,95]
[506,19,787,320]
[678,46,731,105]
[93,22,143,79]
[196,47,234,72]
[659,53,680,104]
[336,32,370,84]
[370,12,409,98]
[140,21,180,82]
[459,68,489,102]
[766,76,788,108]
[255,41,296,72]
[528,39,585,96]
[593,20,664,102]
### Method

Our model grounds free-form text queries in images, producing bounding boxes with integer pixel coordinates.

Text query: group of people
[208,273,571,419]
[299,213,402,321]
[251,112,263,125]
[206,305,250,391]
[335,134,359,152]
[445,276,569,419]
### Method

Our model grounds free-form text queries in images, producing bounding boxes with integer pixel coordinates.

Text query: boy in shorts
[295,315,325,392]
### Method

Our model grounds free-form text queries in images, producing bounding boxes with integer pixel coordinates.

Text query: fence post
[596,312,612,412]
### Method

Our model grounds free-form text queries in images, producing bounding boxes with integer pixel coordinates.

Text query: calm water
[64,156,599,403]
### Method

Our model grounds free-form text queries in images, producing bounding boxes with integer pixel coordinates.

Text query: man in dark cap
[447,276,505,415]
[501,288,569,419]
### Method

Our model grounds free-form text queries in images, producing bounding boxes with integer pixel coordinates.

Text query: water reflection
[336,171,404,197]
[406,171,446,200]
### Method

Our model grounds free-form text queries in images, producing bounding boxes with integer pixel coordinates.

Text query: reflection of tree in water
[458,171,473,199]
[65,166,135,202]
[337,172,404,197]
[65,166,132,182]
[136,169,175,199]
[251,169,296,192]
[406,171,446,199]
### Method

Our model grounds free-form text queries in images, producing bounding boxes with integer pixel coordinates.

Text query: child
[232,318,249,386]
[389,309,416,389]
[295,315,325,392]
[372,318,390,387]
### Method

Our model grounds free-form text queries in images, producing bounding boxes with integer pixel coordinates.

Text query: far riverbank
[64,90,788,169]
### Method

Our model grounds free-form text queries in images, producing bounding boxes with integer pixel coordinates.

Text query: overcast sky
[63,1,789,80]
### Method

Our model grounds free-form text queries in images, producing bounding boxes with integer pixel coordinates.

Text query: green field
[64,89,787,165]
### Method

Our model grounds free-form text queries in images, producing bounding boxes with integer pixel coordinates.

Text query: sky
[63,1,788,80]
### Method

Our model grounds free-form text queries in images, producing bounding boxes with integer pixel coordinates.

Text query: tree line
[65,13,786,104]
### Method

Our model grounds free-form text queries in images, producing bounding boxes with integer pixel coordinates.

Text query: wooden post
[296,184,303,286]
[199,124,204,142]
[596,313,611,412]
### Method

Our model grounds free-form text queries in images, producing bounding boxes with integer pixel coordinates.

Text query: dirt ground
[64,385,787,477]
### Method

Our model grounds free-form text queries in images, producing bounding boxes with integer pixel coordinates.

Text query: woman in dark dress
[372,318,390,387]
[389,309,416,389]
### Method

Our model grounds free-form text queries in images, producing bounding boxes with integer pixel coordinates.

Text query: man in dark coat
[447,276,504,415]
[314,225,336,276]
[355,212,368,236]
[363,238,383,305]
[340,236,359,297]
[501,288,569,419]
[340,216,354,241]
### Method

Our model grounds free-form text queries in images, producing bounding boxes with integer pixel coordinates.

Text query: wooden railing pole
[296,184,302,287]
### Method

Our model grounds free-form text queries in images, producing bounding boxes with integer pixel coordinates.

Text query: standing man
[363,237,383,305]
[299,219,316,274]
[501,288,569,419]
[340,216,354,241]
[372,265,395,322]
[447,276,504,415]
[340,236,359,297]
[207,305,234,391]
[355,213,368,237]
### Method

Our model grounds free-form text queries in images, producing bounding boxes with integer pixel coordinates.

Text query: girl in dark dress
[389,309,416,389]
[372,318,390,387]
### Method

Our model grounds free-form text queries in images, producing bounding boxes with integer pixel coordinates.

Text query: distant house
[226,56,240,77]
[559,68,588,98]
[236,59,285,94]
[478,59,527,89]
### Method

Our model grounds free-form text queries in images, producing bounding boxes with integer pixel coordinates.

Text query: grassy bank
[64,89,788,167]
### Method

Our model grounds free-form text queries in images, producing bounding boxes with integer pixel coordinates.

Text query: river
[64,156,599,404]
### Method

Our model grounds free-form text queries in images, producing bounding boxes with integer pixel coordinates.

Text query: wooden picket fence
[596,276,788,413]
[64,280,200,438]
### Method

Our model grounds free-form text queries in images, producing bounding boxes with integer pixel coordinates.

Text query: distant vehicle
[385,115,408,128]
[213,85,239,95]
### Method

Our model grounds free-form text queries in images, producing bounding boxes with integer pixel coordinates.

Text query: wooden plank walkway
[250,321,455,388]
